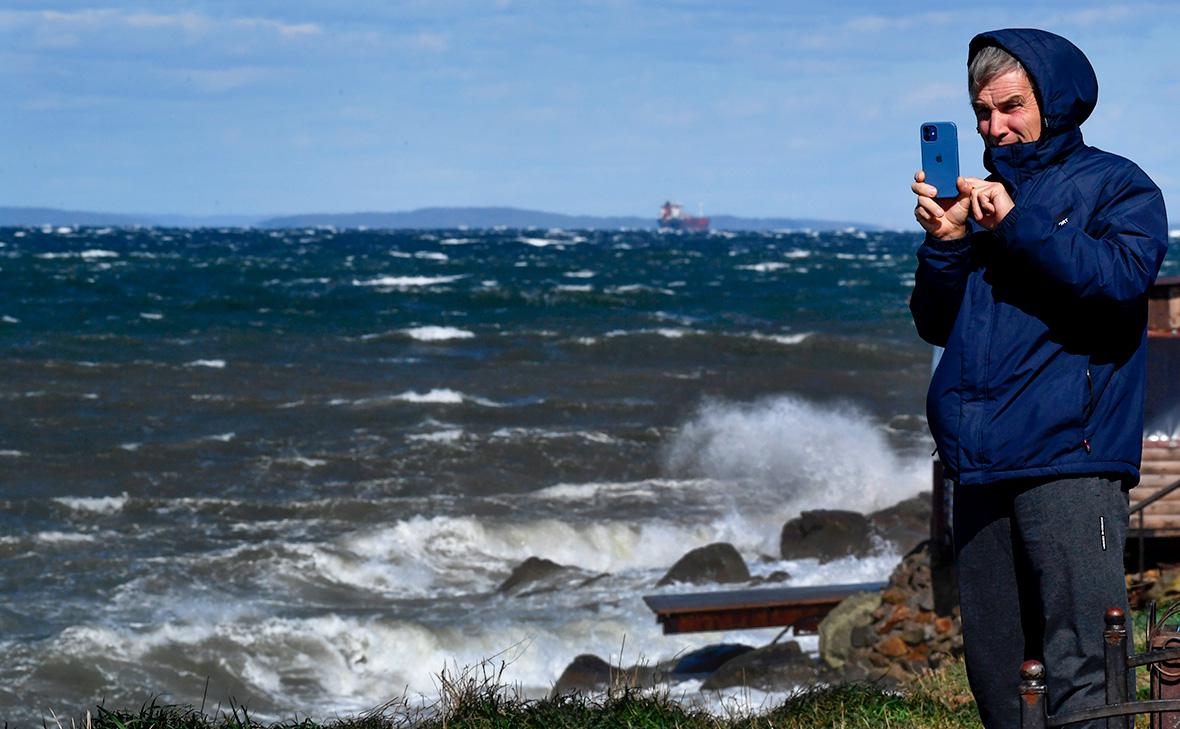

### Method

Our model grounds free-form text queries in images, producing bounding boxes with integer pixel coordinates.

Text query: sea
[2,225,1173,724]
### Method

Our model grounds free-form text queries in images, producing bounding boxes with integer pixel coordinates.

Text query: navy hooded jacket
[910,28,1169,486]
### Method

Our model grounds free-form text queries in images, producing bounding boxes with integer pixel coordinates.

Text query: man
[909,28,1168,728]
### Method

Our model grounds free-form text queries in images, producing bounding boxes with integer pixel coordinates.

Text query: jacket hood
[968,28,1098,135]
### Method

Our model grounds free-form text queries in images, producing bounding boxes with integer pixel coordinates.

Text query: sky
[2,1,1180,228]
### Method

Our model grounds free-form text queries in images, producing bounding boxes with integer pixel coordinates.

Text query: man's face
[972,68,1042,148]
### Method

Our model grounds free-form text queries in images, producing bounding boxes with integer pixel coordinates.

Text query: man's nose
[988,111,1008,139]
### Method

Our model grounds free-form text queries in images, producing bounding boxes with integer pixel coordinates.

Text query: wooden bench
[642,581,886,635]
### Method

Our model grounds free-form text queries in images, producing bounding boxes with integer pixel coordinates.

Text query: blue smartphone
[920,122,959,199]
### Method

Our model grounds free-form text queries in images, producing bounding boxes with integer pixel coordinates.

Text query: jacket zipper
[1083,366,1094,453]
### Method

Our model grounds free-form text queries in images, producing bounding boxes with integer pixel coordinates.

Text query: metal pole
[1105,607,1130,729]
[1021,660,1048,729]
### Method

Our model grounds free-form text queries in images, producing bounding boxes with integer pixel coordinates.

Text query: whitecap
[402,326,475,342]
[737,262,790,272]
[139,312,164,320]
[186,359,227,368]
[353,275,466,287]
[277,457,327,468]
[749,332,812,345]
[518,237,564,248]
[391,389,466,404]
[54,494,128,514]
[407,429,464,443]
[36,531,95,544]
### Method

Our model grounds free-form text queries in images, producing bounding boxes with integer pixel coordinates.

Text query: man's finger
[971,188,984,221]
[916,196,945,219]
[911,182,938,197]
[915,170,925,183]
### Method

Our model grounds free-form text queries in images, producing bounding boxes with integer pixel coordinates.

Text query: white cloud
[903,82,963,105]
[406,31,449,52]
[0,8,320,40]
[166,66,281,93]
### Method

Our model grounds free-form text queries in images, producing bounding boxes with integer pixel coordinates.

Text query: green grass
[56,660,983,729]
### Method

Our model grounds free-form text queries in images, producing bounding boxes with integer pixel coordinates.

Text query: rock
[818,591,881,669]
[669,644,756,678]
[748,569,792,586]
[552,654,612,695]
[850,624,874,648]
[901,626,928,645]
[657,542,750,587]
[868,493,932,555]
[497,556,572,595]
[700,641,821,691]
[876,635,908,658]
[780,510,876,563]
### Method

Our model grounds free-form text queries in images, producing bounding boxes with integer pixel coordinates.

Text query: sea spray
[663,395,928,530]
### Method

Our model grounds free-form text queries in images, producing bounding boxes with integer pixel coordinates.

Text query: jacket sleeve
[992,169,1169,303]
[909,233,977,347]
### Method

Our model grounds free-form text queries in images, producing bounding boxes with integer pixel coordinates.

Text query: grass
[48,659,984,729]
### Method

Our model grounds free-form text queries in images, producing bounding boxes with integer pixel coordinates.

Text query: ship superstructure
[658,201,709,232]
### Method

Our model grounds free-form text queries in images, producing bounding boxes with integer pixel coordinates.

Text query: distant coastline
[0,205,881,232]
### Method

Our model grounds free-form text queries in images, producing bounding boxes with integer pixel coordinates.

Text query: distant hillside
[258,206,881,231]
[0,207,148,227]
[0,207,260,228]
[0,205,882,232]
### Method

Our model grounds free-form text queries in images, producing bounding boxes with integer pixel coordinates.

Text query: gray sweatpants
[953,475,1131,729]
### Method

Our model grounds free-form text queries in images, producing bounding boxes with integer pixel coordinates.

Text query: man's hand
[912,172,1016,238]
[912,171,971,240]
[961,176,1014,230]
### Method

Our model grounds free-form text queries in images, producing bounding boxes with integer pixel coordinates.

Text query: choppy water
[4,225,1164,724]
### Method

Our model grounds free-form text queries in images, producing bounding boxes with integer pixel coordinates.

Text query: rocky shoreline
[495,492,963,696]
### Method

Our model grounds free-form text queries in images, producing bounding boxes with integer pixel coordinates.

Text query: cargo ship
[658,201,709,232]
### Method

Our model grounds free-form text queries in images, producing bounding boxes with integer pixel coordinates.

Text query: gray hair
[968,45,1028,98]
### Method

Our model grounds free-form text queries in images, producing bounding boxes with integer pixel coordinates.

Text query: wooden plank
[1127,515,1180,530]
[1130,502,1180,515]
[1141,448,1180,462]
[1130,473,1180,486]
[642,581,886,635]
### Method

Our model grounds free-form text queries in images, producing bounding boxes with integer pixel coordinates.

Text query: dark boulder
[552,654,612,695]
[780,510,875,562]
[657,542,750,587]
[669,644,755,679]
[700,641,822,691]
[868,492,932,554]
[497,556,571,595]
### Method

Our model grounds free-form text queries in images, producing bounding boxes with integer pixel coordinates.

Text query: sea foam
[664,395,927,525]
[402,326,475,341]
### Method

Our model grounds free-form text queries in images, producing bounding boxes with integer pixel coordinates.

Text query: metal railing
[1130,476,1180,579]
[1020,608,1179,728]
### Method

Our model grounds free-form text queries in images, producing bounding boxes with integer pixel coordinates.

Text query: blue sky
[2,1,1179,228]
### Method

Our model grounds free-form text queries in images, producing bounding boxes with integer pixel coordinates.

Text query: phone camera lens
[923,125,938,142]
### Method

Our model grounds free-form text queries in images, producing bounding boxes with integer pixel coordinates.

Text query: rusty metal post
[1021,660,1048,729]
[1105,607,1130,729]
